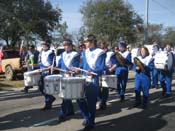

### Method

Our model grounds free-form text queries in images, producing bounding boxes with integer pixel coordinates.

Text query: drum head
[167,52,174,70]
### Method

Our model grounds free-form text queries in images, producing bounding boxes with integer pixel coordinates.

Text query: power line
[152,0,175,14]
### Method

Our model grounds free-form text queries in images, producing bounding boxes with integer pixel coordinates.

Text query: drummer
[115,41,131,102]
[57,38,80,123]
[38,42,56,110]
[22,45,39,93]
[159,43,174,97]
[133,46,154,108]
[98,41,117,110]
[151,42,160,89]
[77,34,106,131]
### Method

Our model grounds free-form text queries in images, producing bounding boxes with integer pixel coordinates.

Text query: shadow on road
[0,89,175,131]
[0,106,59,130]
[76,91,175,131]
[0,90,42,101]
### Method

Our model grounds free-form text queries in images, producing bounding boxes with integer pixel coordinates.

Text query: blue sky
[50,0,175,33]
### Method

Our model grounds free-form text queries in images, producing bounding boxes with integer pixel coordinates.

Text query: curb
[0,86,24,91]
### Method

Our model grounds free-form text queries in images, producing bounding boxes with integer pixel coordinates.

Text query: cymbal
[134,57,145,73]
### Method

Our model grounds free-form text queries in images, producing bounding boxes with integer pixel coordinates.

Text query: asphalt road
[0,72,175,131]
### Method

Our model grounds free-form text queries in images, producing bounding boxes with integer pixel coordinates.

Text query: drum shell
[59,77,85,99]
[100,75,117,88]
[82,75,93,83]
[44,74,62,95]
[154,51,174,70]
[24,69,41,86]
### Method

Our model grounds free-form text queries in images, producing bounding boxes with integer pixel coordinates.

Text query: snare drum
[59,77,85,99]
[24,69,41,86]
[44,74,62,95]
[154,51,174,70]
[82,75,93,83]
[100,75,117,88]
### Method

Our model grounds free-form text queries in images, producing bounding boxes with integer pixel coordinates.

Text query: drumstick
[53,67,75,74]
[72,67,98,76]
[38,68,50,72]
[50,57,55,75]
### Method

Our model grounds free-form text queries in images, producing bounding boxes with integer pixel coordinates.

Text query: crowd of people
[21,34,175,131]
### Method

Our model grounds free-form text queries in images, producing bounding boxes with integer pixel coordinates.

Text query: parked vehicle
[0,50,25,80]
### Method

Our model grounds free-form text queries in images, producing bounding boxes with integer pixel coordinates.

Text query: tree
[0,0,62,48]
[80,0,143,47]
[162,27,175,46]
[52,21,74,48]
[147,24,163,44]
[71,26,86,45]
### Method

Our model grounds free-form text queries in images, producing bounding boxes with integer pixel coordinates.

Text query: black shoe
[41,105,52,110]
[110,88,115,92]
[83,125,94,131]
[98,104,107,110]
[67,112,75,116]
[50,97,56,104]
[133,103,141,108]
[161,91,166,96]
[120,95,125,103]
[163,94,171,98]
[57,116,66,123]
[21,88,28,93]
[142,104,147,109]
[82,120,88,126]
[151,86,155,89]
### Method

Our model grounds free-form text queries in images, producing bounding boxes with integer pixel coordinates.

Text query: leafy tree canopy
[80,0,143,46]
[0,0,62,47]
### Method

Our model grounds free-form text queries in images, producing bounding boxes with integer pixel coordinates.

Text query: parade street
[0,72,175,131]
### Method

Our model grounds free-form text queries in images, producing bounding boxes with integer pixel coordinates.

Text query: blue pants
[117,70,128,97]
[135,73,151,97]
[59,99,74,118]
[77,83,98,127]
[151,68,159,88]
[39,75,55,107]
[98,70,113,107]
[159,70,173,95]
[98,87,109,107]
[135,73,150,105]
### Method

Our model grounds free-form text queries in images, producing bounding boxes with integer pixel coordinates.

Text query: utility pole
[144,0,149,44]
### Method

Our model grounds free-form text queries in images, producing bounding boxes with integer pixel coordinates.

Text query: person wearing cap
[98,41,117,110]
[78,41,86,53]
[115,41,131,102]
[150,41,160,89]
[56,38,80,123]
[77,34,106,131]
[21,45,39,93]
[38,42,56,110]
[159,43,174,98]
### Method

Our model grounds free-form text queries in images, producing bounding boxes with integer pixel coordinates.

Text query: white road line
[30,118,58,128]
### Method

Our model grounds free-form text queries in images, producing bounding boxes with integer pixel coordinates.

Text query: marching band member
[77,34,106,131]
[115,41,131,102]
[22,45,39,93]
[159,43,174,97]
[98,41,117,110]
[133,47,154,108]
[38,42,56,110]
[57,39,80,123]
[151,42,160,89]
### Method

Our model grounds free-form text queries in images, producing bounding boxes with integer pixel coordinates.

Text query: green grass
[0,74,24,88]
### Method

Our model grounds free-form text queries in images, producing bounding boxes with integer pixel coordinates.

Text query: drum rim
[167,52,174,70]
